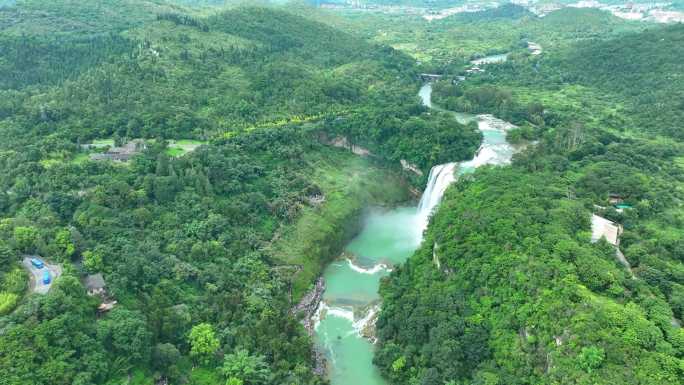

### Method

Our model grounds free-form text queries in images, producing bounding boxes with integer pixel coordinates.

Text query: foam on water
[346,259,392,274]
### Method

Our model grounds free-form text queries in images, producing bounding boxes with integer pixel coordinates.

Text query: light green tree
[188,323,220,365]
[0,292,19,315]
[83,250,104,273]
[578,346,605,373]
[392,356,406,372]
[1,268,26,294]
[54,229,75,259]
[221,349,271,385]
[55,229,76,260]
[13,226,38,252]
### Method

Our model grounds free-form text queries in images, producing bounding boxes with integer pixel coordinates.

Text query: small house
[591,214,623,246]
[89,139,146,162]
[85,273,106,296]
[608,193,624,205]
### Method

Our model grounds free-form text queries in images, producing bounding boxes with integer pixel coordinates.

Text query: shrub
[0,291,19,315]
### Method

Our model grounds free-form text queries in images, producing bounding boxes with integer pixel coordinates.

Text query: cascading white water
[417,162,458,220]
[314,83,521,385]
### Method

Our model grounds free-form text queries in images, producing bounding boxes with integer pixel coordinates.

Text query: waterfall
[417,163,458,219]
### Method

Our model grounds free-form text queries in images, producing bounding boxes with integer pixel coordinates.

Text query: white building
[591,214,622,246]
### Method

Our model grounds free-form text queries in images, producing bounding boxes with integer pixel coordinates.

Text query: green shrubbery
[0,292,18,315]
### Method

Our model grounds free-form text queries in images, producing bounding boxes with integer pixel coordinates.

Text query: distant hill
[0,3,416,140]
[341,0,466,7]
[550,23,684,139]
[449,3,536,22]
[541,7,629,30]
[0,0,183,36]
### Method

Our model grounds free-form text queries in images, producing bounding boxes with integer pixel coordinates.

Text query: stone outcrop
[400,159,423,176]
[292,277,325,335]
[291,278,327,376]
[318,132,372,156]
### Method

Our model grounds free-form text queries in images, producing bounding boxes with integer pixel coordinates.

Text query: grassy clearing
[172,139,206,145]
[91,138,114,147]
[165,147,186,157]
[79,138,207,159]
[270,147,410,299]
[166,139,208,157]
[39,158,62,168]
[71,153,90,164]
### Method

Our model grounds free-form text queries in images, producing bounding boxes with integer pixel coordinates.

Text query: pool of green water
[315,207,421,385]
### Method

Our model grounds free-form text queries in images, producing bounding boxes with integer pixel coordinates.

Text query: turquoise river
[313,83,518,385]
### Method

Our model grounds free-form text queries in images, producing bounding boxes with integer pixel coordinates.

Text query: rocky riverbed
[292,277,327,375]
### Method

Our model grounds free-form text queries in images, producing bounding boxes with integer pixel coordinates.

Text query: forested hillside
[433,24,684,138]
[448,3,534,22]
[3,1,682,384]
[550,25,684,139]
[0,1,480,384]
[305,5,646,72]
[376,22,684,385]
[0,0,475,168]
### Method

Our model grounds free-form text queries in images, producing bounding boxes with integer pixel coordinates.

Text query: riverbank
[314,206,421,385]
[269,146,412,301]
[269,146,415,379]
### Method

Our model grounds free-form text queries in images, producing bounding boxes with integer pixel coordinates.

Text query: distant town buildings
[567,1,684,23]
[318,0,684,24]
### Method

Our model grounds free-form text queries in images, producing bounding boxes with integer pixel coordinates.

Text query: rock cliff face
[293,278,325,334]
[400,159,423,176]
[292,278,327,375]
[318,132,373,156]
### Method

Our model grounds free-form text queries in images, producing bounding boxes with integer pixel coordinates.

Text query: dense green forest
[0,0,476,168]
[0,1,482,384]
[376,21,684,385]
[432,24,684,139]
[2,0,684,384]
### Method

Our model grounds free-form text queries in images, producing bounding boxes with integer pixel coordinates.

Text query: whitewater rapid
[313,83,519,385]
[415,86,516,225]
[346,259,392,274]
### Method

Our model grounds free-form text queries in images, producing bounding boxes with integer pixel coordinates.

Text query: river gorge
[313,83,518,385]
